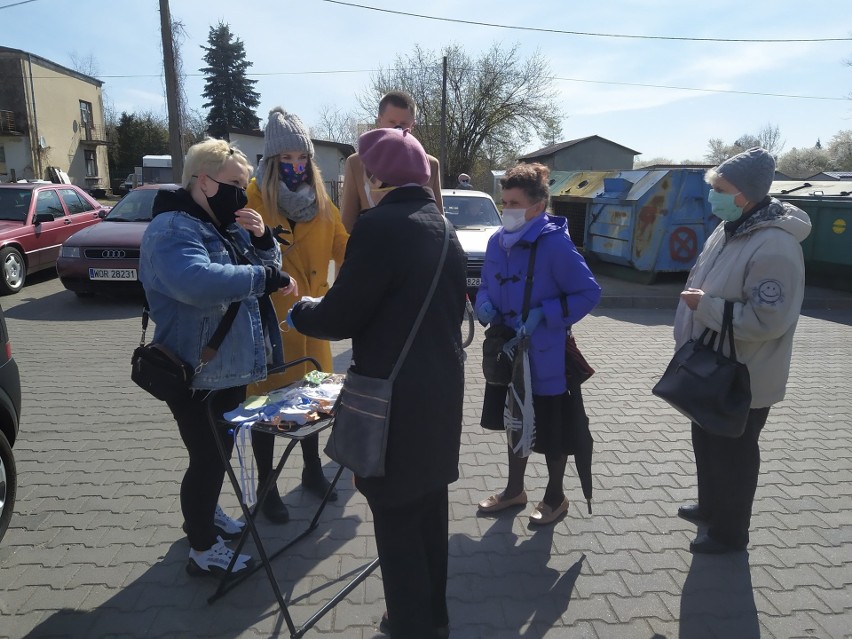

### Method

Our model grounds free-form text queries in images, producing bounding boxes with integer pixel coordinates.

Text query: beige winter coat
[673,199,812,408]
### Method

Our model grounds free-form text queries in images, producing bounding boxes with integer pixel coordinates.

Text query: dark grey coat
[291,186,467,507]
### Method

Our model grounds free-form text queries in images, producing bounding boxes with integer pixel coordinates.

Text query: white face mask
[364,179,395,208]
[501,208,528,232]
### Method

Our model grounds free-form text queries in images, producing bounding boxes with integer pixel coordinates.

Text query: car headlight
[60,246,80,258]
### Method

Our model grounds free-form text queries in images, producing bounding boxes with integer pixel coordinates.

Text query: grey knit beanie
[716,147,775,203]
[263,107,314,158]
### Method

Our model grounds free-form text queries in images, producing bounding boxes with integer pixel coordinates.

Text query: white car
[441,189,502,300]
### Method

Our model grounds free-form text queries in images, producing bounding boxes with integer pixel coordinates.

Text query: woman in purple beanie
[289,128,466,639]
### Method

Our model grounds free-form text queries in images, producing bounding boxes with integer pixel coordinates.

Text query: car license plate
[466,277,481,287]
[89,268,137,281]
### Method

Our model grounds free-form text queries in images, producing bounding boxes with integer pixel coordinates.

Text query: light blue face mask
[708,189,743,222]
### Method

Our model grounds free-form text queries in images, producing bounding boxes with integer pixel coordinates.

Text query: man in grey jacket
[672,147,811,554]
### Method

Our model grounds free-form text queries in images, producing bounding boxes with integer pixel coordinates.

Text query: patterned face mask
[279,162,308,192]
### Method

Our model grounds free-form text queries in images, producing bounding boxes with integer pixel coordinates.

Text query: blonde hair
[260,156,332,221]
[182,138,252,189]
[704,167,721,187]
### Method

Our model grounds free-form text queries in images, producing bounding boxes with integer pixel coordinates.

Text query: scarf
[255,158,318,223]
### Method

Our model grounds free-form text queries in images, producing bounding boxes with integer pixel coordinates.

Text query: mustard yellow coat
[245,178,349,395]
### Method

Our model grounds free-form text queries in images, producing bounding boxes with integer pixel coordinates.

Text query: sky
[2,0,851,163]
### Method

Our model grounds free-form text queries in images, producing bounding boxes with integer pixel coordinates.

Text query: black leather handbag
[131,302,240,403]
[324,216,451,478]
[653,301,751,438]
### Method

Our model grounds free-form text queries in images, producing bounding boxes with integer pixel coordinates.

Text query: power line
[320,0,852,43]
[552,77,849,101]
[0,0,41,9]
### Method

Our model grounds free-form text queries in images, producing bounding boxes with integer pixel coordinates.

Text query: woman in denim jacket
[139,139,296,577]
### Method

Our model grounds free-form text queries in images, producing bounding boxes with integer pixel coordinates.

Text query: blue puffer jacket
[476,214,601,395]
[139,189,284,390]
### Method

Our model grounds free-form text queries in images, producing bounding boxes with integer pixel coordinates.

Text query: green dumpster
[775,194,852,291]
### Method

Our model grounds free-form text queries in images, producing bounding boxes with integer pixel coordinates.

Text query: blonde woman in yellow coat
[247,108,349,523]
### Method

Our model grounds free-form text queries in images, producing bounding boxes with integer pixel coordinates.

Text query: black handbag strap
[520,241,539,322]
[140,301,241,368]
[718,300,738,361]
[389,215,451,383]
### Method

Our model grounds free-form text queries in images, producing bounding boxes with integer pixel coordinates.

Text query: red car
[56,184,179,297]
[0,183,108,294]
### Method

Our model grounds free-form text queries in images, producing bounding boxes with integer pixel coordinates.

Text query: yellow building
[0,46,110,192]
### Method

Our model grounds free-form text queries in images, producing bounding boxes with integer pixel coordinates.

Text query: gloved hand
[263,267,291,296]
[476,300,497,325]
[515,307,544,336]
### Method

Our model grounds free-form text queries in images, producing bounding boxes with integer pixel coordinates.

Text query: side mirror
[34,213,54,225]
[98,209,109,219]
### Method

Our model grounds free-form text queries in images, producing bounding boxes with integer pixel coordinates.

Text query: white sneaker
[186,537,253,577]
[214,505,245,540]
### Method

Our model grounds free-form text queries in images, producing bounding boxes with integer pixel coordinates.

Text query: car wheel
[0,247,26,295]
[0,429,15,543]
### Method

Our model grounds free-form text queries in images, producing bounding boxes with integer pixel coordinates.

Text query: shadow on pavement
[4,288,142,322]
[679,552,758,638]
[449,514,585,638]
[22,477,365,639]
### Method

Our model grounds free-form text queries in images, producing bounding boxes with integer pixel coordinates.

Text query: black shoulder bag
[131,227,250,402]
[481,240,539,387]
[652,300,751,438]
[324,216,451,478]
[131,301,241,403]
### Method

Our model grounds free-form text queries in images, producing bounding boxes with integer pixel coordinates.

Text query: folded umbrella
[566,374,594,514]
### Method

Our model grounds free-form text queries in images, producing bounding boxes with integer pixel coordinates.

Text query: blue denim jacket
[139,207,284,390]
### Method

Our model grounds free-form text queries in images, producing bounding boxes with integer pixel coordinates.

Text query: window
[84,149,97,177]
[35,189,64,219]
[59,189,93,214]
[0,145,6,175]
[79,100,92,129]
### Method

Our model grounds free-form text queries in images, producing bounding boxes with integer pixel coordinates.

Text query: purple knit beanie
[358,128,430,187]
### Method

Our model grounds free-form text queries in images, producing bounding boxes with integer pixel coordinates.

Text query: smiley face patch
[753,279,784,306]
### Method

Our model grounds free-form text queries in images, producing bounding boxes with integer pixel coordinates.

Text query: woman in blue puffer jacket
[475,162,601,525]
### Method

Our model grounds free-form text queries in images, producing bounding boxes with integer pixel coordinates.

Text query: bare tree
[705,123,785,163]
[704,138,736,164]
[633,156,676,169]
[311,105,361,146]
[361,42,562,183]
[827,129,852,170]
[756,123,785,156]
[776,146,830,177]
[68,51,99,77]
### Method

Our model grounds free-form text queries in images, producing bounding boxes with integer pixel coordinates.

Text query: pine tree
[815,138,822,149]
[200,21,260,139]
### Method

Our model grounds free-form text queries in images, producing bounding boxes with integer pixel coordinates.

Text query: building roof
[228,127,355,157]
[812,171,852,181]
[0,46,103,87]
[518,135,640,160]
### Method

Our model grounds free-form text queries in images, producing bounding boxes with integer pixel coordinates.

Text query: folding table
[204,357,379,638]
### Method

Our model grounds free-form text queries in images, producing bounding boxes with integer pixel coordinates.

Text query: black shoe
[302,465,338,501]
[379,613,449,638]
[260,491,290,524]
[689,532,745,554]
[677,504,708,525]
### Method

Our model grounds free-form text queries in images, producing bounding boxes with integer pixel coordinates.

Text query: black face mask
[205,177,248,227]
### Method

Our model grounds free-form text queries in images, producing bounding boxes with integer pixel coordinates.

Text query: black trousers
[368,486,450,639]
[691,407,770,548]
[166,385,245,551]
[252,430,320,487]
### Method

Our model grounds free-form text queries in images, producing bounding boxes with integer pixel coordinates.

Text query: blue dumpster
[550,169,716,275]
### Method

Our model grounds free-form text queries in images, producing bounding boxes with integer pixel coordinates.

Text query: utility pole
[159,0,184,183]
[439,55,447,183]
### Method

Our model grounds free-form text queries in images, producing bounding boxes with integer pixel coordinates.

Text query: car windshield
[444,195,501,228]
[0,189,33,222]
[105,188,161,222]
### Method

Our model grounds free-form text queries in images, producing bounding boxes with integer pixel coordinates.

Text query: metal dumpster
[551,169,716,276]
[769,183,852,291]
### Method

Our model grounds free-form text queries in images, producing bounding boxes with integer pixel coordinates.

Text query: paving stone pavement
[0,273,850,639]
